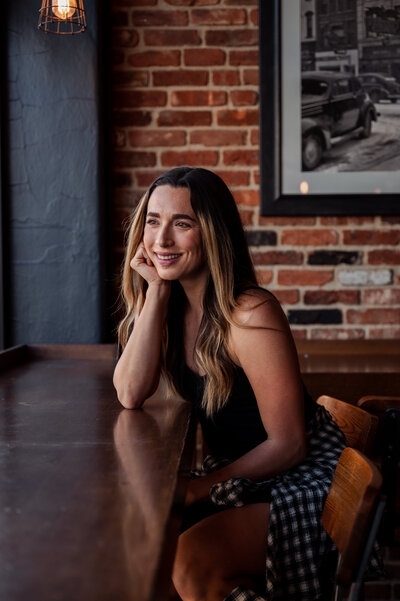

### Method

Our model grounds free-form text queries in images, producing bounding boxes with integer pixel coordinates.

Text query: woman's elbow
[116,387,146,409]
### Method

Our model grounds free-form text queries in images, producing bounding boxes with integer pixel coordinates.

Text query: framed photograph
[259,0,400,215]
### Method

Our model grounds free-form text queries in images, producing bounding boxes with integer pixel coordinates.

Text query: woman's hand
[131,242,168,289]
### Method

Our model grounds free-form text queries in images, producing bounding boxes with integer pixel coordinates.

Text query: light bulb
[52,0,77,19]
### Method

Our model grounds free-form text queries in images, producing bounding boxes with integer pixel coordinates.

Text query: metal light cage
[38,0,86,35]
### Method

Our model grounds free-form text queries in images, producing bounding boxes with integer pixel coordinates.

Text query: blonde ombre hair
[117,167,258,416]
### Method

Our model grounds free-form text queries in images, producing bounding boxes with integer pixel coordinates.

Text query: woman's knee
[172,533,210,601]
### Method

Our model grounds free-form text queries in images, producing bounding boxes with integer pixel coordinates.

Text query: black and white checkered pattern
[191,405,347,601]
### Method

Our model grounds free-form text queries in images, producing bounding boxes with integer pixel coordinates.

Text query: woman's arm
[186,290,307,504]
[113,244,171,409]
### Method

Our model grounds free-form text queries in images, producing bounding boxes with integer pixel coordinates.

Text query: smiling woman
[112,166,347,601]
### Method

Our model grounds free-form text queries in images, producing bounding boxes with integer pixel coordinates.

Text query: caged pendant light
[38,0,86,35]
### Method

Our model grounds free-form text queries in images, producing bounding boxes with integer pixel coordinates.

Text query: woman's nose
[156,225,173,247]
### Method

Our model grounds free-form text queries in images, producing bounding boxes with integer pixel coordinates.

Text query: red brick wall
[110,0,400,341]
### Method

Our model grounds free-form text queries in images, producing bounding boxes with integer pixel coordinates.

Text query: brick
[135,170,164,187]
[251,251,303,265]
[212,70,240,86]
[113,70,149,87]
[239,208,255,226]
[128,130,186,147]
[190,130,245,146]
[172,90,226,106]
[320,216,374,225]
[233,189,259,206]
[184,49,225,66]
[255,269,273,285]
[128,50,180,67]
[161,150,218,167]
[144,29,201,46]
[304,290,360,305]
[292,329,308,340]
[281,229,337,246]
[230,50,259,66]
[206,30,258,46]
[347,308,400,324]
[153,70,208,86]
[217,109,259,126]
[308,250,361,265]
[225,0,257,4]
[114,0,157,5]
[239,208,254,227]
[278,270,333,286]
[112,29,139,47]
[165,0,218,4]
[288,309,342,325]
[273,290,300,305]
[230,90,259,106]
[191,9,247,25]
[215,170,249,187]
[113,110,152,126]
[338,269,392,286]
[343,230,400,245]
[158,110,212,127]
[113,189,141,207]
[382,216,400,224]
[369,328,400,339]
[243,68,259,84]
[250,8,259,25]
[368,249,400,264]
[114,150,156,167]
[131,10,188,26]
[363,288,400,305]
[114,90,167,108]
[223,149,259,166]
[250,129,259,145]
[246,231,277,247]
[311,328,365,340]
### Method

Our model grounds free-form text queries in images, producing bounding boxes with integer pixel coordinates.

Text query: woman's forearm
[113,283,170,408]
[187,435,307,506]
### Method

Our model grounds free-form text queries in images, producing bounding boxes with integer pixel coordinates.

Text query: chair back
[322,447,382,590]
[317,395,378,455]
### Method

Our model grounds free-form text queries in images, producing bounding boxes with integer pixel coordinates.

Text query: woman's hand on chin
[131,242,170,291]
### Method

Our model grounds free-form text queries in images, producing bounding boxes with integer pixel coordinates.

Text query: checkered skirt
[191,405,347,601]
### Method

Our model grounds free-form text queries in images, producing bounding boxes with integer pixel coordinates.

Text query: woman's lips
[154,252,181,266]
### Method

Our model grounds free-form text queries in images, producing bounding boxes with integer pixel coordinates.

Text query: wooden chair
[322,447,383,601]
[317,395,379,456]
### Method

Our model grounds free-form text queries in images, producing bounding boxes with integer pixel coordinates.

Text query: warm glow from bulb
[52,0,77,19]
[300,181,309,195]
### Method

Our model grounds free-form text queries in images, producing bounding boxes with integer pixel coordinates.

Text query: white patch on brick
[338,269,392,286]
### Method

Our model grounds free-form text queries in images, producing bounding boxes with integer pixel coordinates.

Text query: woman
[113,167,346,601]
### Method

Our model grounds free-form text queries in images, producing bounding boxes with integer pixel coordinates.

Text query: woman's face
[143,185,207,284]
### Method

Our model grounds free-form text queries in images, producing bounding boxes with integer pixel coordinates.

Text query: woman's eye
[176,221,190,228]
[145,219,158,226]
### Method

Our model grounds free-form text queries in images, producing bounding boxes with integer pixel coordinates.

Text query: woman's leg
[172,502,270,601]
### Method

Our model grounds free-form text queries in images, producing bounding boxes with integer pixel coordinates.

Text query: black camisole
[181,364,317,461]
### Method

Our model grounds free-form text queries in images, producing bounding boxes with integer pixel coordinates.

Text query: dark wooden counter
[296,340,400,402]
[0,344,195,601]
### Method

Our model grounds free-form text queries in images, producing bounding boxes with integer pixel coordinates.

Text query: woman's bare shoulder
[233,288,287,330]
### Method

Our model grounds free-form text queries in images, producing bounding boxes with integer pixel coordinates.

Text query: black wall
[4,0,108,345]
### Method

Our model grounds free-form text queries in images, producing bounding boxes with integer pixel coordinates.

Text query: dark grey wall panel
[7,0,103,344]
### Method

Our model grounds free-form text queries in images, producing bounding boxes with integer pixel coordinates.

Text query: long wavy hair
[117,167,258,416]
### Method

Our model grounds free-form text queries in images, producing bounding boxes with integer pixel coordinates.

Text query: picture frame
[259,0,400,216]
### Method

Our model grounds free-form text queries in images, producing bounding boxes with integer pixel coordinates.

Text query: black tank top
[181,364,316,461]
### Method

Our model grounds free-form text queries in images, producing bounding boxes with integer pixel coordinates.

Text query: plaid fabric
[191,405,347,601]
